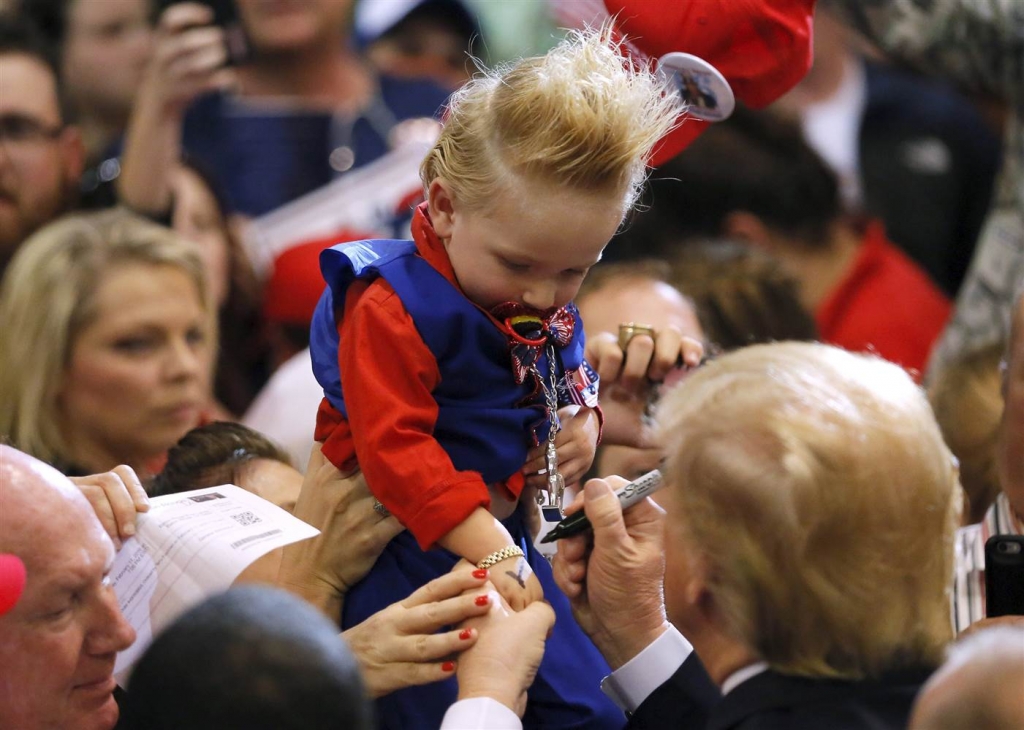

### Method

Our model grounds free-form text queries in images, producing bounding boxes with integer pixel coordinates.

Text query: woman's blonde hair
[0,209,211,468]
[929,342,1005,524]
[420,26,678,213]
[657,342,960,679]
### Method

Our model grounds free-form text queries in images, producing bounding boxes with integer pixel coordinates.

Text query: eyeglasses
[0,114,63,148]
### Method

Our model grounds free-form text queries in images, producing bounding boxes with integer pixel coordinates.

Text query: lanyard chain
[535,343,566,519]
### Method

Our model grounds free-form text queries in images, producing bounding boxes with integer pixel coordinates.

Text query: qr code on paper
[231,511,262,527]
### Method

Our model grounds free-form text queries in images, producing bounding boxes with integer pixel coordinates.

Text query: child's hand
[586,328,704,449]
[489,555,544,611]
[586,327,704,395]
[524,406,600,491]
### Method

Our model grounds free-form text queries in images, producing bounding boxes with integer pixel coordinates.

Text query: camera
[154,0,249,65]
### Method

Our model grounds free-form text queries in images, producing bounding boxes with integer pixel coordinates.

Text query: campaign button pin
[658,52,736,123]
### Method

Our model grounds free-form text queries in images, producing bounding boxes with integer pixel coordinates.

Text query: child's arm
[338,285,493,550]
[438,508,544,611]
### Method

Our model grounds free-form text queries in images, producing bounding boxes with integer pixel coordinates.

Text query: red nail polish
[472,569,487,579]
[442,661,456,672]
[474,595,490,606]
[459,629,472,640]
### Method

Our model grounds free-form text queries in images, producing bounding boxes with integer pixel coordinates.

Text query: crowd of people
[1,0,1023,729]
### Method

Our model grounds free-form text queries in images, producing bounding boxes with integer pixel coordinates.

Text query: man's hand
[552,476,670,668]
[455,596,556,716]
[277,445,403,622]
[145,3,234,116]
[70,465,150,549]
[118,2,234,216]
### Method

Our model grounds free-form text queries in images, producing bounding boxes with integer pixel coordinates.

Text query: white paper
[111,485,319,686]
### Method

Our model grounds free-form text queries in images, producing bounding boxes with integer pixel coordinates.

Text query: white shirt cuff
[441,698,522,730]
[600,625,692,713]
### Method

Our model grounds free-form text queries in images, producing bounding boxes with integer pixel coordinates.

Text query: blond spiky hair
[420,25,679,213]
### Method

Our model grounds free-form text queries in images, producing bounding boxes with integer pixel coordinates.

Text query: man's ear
[426,178,456,240]
[58,125,85,187]
[723,211,774,250]
[685,551,713,612]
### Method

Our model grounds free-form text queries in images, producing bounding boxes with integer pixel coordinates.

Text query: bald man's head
[0,445,135,730]
[0,445,100,550]
[910,625,1024,730]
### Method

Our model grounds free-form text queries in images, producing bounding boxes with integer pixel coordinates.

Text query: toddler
[310,27,679,729]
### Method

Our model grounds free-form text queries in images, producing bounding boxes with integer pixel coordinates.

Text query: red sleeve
[338,280,491,549]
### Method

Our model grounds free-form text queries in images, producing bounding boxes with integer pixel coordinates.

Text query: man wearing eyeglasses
[0,15,84,276]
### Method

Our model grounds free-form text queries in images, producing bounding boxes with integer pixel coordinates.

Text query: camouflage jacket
[833,0,1024,376]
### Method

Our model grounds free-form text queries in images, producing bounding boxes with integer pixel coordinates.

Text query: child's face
[430,178,624,314]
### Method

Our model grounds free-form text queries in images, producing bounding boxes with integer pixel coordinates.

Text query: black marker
[540,470,664,543]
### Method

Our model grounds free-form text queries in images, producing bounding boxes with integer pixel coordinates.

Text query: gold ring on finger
[618,322,656,351]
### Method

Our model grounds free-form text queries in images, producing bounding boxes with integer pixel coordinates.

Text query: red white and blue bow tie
[491,302,575,385]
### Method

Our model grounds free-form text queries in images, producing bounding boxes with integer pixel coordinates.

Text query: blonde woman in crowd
[0,208,216,479]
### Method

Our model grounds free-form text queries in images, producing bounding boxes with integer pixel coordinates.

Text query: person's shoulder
[863,59,998,142]
[353,276,402,307]
[859,227,950,310]
[718,668,924,730]
[344,276,416,337]
[182,91,230,130]
[865,59,960,110]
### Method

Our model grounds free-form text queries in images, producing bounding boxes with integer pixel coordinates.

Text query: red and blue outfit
[310,204,622,729]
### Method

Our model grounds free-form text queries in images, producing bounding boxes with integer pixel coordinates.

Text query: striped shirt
[952,493,1023,633]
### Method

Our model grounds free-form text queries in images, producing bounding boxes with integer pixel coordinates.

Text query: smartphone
[155,0,249,65]
[985,535,1024,618]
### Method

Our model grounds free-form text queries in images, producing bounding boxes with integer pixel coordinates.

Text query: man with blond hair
[553,341,961,729]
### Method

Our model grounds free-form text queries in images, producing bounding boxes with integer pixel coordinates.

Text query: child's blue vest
[309,239,587,484]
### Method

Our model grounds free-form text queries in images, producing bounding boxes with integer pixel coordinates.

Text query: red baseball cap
[556,0,816,164]
[263,229,376,328]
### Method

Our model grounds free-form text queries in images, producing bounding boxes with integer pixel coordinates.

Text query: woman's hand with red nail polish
[340,567,491,698]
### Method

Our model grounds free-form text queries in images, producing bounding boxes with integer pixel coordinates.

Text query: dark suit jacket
[630,661,933,730]
[626,653,720,729]
[859,60,1001,296]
